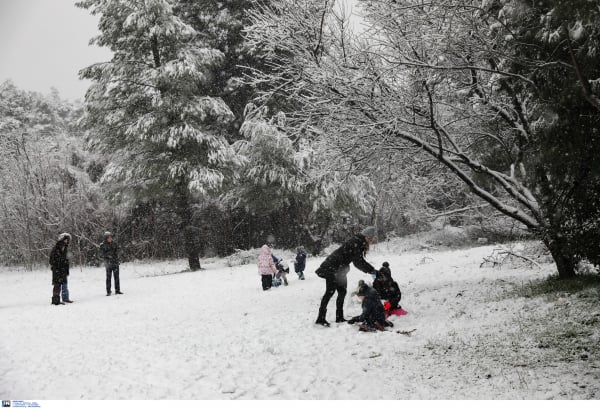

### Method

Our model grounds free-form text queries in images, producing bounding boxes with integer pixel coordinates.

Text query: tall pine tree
[77,0,243,270]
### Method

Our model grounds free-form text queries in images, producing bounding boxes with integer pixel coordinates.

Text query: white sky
[0,0,112,101]
[0,0,363,102]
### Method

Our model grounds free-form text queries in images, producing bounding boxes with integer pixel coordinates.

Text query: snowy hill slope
[1,241,598,399]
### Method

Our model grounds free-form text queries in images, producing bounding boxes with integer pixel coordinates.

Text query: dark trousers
[52,283,62,305]
[106,264,120,292]
[317,270,348,320]
[261,274,273,290]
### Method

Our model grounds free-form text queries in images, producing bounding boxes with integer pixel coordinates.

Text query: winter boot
[335,310,347,323]
[358,323,376,332]
[299,272,305,280]
[106,291,112,296]
[315,307,330,327]
[51,296,64,305]
[64,300,74,303]
[115,291,123,295]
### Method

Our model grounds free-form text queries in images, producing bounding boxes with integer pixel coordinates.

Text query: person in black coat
[373,261,402,310]
[49,232,71,305]
[314,226,378,326]
[347,282,391,331]
[100,231,122,296]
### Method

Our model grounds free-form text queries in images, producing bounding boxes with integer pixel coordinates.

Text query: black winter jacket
[99,240,119,266]
[373,266,402,303]
[355,286,386,327]
[49,241,69,285]
[315,234,376,278]
[295,250,307,272]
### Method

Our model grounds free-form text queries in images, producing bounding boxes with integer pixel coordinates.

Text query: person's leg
[52,284,62,305]
[390,292,401,309]
[316,276,336,324]
[114,266,121,294]
[61,276,71,302]
[335,276,348,322]
[335,268,348,322]
[261,274,269,290]
[106,267,112,295]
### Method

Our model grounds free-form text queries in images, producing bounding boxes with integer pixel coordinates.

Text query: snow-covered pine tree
[230,104,374,254]
[244,0,600,277]
[174,0,274,138]
[77,0,244,270]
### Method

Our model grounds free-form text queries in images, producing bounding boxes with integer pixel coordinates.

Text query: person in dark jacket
[314,226,378,326]
[49,232,72,305]
[373,261,402,311]
[100,231,122,296]
[294,246,307,280]
[347,282,392,332]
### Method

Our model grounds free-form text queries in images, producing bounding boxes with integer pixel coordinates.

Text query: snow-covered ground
[1,238,598,399]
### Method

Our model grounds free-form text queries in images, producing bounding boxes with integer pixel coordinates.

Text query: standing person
[314,226,378,326]
[258,244,278,290]
[294,246,307,280]
[100,231,122,296]
[49,233,72,305]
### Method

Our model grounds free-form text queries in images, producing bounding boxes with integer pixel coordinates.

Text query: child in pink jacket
[258,244,278,290]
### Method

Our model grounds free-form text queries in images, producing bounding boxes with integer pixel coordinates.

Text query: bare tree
[243,0,598,278]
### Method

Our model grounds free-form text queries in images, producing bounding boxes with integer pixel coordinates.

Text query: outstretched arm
[352,256,376,274]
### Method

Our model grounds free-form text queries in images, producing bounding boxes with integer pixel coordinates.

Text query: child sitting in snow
[348,282,393,332]
[373,261,403,315]
[272,255,289,286]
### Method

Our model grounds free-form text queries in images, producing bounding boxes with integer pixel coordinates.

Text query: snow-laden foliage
[244,0,600,278]
[77,0,253,269]
[77,0,243,199]
[229,104,375,246]
[0,81,110,267]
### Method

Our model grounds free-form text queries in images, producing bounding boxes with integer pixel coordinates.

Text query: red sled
[386,308,408,317]
[383,301,408,317]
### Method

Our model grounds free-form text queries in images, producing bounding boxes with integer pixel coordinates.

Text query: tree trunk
[174,180,201,271]
[543,235,577,279]
[184,225,201,271]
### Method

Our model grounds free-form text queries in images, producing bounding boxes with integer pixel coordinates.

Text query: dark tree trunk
[543,234,577,279]
[184,224,201,271]
[174,180,201,271]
